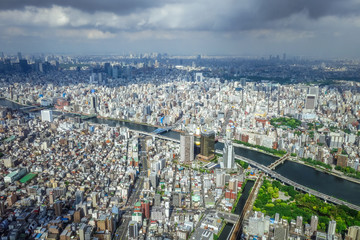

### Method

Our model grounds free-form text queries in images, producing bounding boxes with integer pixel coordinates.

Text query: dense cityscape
[0,53,359,240]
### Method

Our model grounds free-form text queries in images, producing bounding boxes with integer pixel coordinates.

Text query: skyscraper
[305,95,316,110]
[54,201,62,216]
[223,140,234,169]
[91,96,97,112]
[128,221,138,239]
[200,130,215,160]
[180,133,194,163]
[150,172,158,188]
[327,220,336,237]
[17,52,22,61]
[141,200,150,219]
[75,191,84,205]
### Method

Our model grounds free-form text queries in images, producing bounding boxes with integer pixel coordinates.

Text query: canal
[234,181,255,215]
[218,223,234,240]
[1,98,360,206]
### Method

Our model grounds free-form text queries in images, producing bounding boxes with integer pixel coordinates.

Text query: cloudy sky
[1,0,360,58]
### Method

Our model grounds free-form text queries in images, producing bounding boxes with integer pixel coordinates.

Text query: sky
[1,0,360,58]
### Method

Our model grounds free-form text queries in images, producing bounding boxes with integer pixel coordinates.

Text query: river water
[1,99,360,206]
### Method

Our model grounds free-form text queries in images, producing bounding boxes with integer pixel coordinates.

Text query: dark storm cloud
[0,0,170,14]
[256,0,360,20]
[212,0,360,32]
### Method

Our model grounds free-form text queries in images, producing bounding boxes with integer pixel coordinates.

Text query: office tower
[54,201,62,216]
[310,215,318,235]
[91,96,97,112]
[74,210,82,223]
[92,192,98,208]
[180,133,194,163]
[112,66,119,78]
[49,193,55,204]
[200,130,215,159]
[327,220,336,237]
[79,224,87,240]
[195,72,203,82]
[240,78,246,87]
[215,170,225,188]
[0,201,5,216]
[296,216,303,230]
[17,52,22,61]
[305,95,316,110]
[128,221,138,239]
[141,200,150,219]
[75,191,84,205]
[223,140,234,169]
[98,73,102,82]
[19,59,29,73]
[104,63,111,76]
[172,193,182,207]
[154,194,161,206]
[41,110,53,122]
[150,172,158,188]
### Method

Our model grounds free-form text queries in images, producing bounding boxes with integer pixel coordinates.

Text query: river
[1,98,360,206]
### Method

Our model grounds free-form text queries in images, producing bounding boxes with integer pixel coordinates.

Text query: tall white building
[41,110,53,122]
[327,220,336,237]
[180,133,194,163]
[223,140,235,169]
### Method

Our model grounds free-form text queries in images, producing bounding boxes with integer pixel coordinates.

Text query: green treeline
[270,117,302,129]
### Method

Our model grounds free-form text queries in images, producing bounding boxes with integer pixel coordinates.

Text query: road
[114,138,146,240]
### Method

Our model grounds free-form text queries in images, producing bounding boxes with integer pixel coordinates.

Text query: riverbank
[230,141,282,159]
[0,97,31,107]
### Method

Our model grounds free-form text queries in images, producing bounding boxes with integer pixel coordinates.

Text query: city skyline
[1,0,360,58]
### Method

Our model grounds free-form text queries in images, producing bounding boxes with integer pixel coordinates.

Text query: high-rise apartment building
[310,215,318,235]
[223,140,234,169]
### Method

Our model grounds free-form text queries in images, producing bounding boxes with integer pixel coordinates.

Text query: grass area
[232,191,242,213]
[233,140,286,157]
[302,158,332,170]
[270,117,301,129]
[253,179,360,234]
